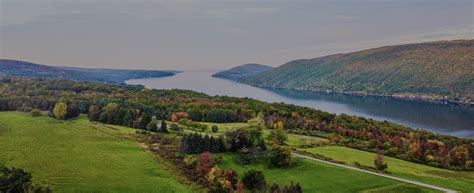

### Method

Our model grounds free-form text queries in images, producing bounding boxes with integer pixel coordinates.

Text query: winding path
[292,153,457,193]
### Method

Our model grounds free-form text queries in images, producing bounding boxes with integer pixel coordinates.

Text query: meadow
[214,153,438,193]
[183,121,474,193]
[0,112,192,192]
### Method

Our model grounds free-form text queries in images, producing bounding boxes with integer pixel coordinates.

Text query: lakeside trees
[0,77,472,171]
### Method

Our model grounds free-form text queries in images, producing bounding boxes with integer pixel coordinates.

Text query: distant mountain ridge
[237,40,474,105]
[212,63,273,80]
[0,59,176,84]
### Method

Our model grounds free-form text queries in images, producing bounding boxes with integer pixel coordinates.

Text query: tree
[212,125,219,133]
[268,127,288,145]
[88,105,101,121]
[242,169,266,191]
[146,120,159,132]
[374,149,388,171]
[0,165,32,193]
[53,102,67,119]
[65,102,80,119]
[160,119,168,133]
[247,116,266,130]
[30,109,41,117]
[269,145,292,168]
[0,166,51,193]
[103,103,119,123]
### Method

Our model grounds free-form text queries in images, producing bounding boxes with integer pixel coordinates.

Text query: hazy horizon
[1,0,473,70]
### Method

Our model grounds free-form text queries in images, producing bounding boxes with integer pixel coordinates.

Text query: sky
[1,0,473,70]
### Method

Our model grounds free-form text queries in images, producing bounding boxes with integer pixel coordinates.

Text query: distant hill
[0,59,176,84]
[212,63,273,80]
[240,40,474,104]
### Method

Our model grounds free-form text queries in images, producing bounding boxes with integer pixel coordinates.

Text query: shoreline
[237,81,473,107]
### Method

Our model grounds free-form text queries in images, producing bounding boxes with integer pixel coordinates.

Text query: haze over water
[127,71,474,138]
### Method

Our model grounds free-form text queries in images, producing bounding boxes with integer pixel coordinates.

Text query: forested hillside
[1,77,472,171]
[240,40,474,104]
[0,59,175,84]
[212,63,273,80]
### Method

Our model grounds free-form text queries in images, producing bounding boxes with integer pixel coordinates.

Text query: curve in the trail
[292,153,456,193]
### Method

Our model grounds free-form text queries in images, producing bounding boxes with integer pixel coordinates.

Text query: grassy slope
[0,112,192,192]
[304,146,474,192]
[187,121,474,192]
[215,153,437,193]
[242,40,474,102]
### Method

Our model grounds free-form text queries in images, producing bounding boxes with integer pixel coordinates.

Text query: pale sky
[1,0,473,70]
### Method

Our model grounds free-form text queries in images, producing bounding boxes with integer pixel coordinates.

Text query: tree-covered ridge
[212,63,273,80]
[0,59,176,84]
[240,40,474,104]
[1,77,473,171]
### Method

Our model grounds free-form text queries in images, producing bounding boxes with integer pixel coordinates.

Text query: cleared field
[304,146,474,192]
[214,153,438,193]
[0,112,192,192]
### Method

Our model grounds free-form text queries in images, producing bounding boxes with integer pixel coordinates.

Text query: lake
[126,70,474,138]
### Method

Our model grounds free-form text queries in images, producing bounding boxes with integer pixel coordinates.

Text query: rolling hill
[0,59,176,84]
[239,40,474,104]
[212,63,273,80]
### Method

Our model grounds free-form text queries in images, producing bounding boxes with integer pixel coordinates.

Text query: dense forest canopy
[0,59,176,84]
[239,40,474,104]
[0,77,472,170]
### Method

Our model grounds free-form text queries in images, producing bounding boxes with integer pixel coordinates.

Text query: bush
[242,169,266,191]
[30,109,42,117]
[269,145,292,168]
[0,165,52,193]
[237,147,262,165]
[146,120,160,132]
[212,125,219,133]
[170,123,182,131]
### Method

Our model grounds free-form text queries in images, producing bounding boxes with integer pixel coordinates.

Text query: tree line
[0,77,472,170]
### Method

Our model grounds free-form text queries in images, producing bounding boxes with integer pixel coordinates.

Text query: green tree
[268,127,288,145]
[53,102,67,119]
[247,116,266,130]
[269,145,292,168]
[211,125,219,133]
[160,120,168,133]
[103,103,119,123]
[88,105,101,121]
[146,120,159,132]
[242,169,266,191]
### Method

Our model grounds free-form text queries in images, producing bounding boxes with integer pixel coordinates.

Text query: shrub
[237,147,262,165]
[212,125,219,133]
[170,123,182,131]
[30,109,42,117]
[242,169,266,191]
[146,120,159,132]
[269,145,292,168]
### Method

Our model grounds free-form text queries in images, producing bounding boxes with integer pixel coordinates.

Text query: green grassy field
[0,112,193,192]
[186,121,474,193]
[303,146,474,192]
[212,153,438,193]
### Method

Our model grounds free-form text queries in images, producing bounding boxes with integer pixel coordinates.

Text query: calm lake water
[127,70,474,138]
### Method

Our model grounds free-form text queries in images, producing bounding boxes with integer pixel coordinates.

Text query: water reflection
[126,70,474,138]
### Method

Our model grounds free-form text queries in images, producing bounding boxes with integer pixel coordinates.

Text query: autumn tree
[53,102,67,119]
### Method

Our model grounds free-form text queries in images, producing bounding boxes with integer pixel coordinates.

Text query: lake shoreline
[236,80,474,107]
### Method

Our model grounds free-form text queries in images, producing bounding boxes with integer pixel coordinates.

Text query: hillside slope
[212,63,273,80]
[240,40,474,104]
[0,112,192,192]
[0,59,175,84]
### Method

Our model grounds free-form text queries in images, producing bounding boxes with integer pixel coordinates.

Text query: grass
[185,121,473,192]
[212,153,438,193]
[0,112,193,192]
[303,146,474,192]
